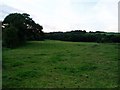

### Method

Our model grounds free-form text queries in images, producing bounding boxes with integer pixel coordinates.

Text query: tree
[22,13,44,40]
[3,13,44,41]
[3,13,27,43]
[3,25,19,48]
[2,13,44,48]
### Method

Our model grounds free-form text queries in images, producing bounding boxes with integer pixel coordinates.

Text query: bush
[3,25,19,48]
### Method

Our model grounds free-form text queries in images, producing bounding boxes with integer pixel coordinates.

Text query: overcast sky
[0,0,119,32]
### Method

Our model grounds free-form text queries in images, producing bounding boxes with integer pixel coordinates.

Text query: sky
[0,0,119,32]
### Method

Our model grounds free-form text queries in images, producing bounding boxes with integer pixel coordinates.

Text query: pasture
[2,40,119,88]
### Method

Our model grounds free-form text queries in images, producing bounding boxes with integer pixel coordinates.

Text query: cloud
[92,0,118,32]
[0,0,119,32]
[0,4,23,20]
[70,0,119,32]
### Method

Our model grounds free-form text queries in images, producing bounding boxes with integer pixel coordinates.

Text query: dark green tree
[3,13,43,41]
[2,13,44,48]
[3,13,27,43]
[3,25,19,48]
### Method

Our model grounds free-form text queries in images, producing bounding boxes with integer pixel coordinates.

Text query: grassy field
[2,40,119,88]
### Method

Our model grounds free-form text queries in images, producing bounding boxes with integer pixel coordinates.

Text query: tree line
[2,13,120,48]
[44,30,120,43]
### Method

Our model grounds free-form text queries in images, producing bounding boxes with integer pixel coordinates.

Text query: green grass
[2,40,119,88]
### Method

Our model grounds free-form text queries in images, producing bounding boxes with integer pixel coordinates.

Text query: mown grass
[2,40,119,88]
